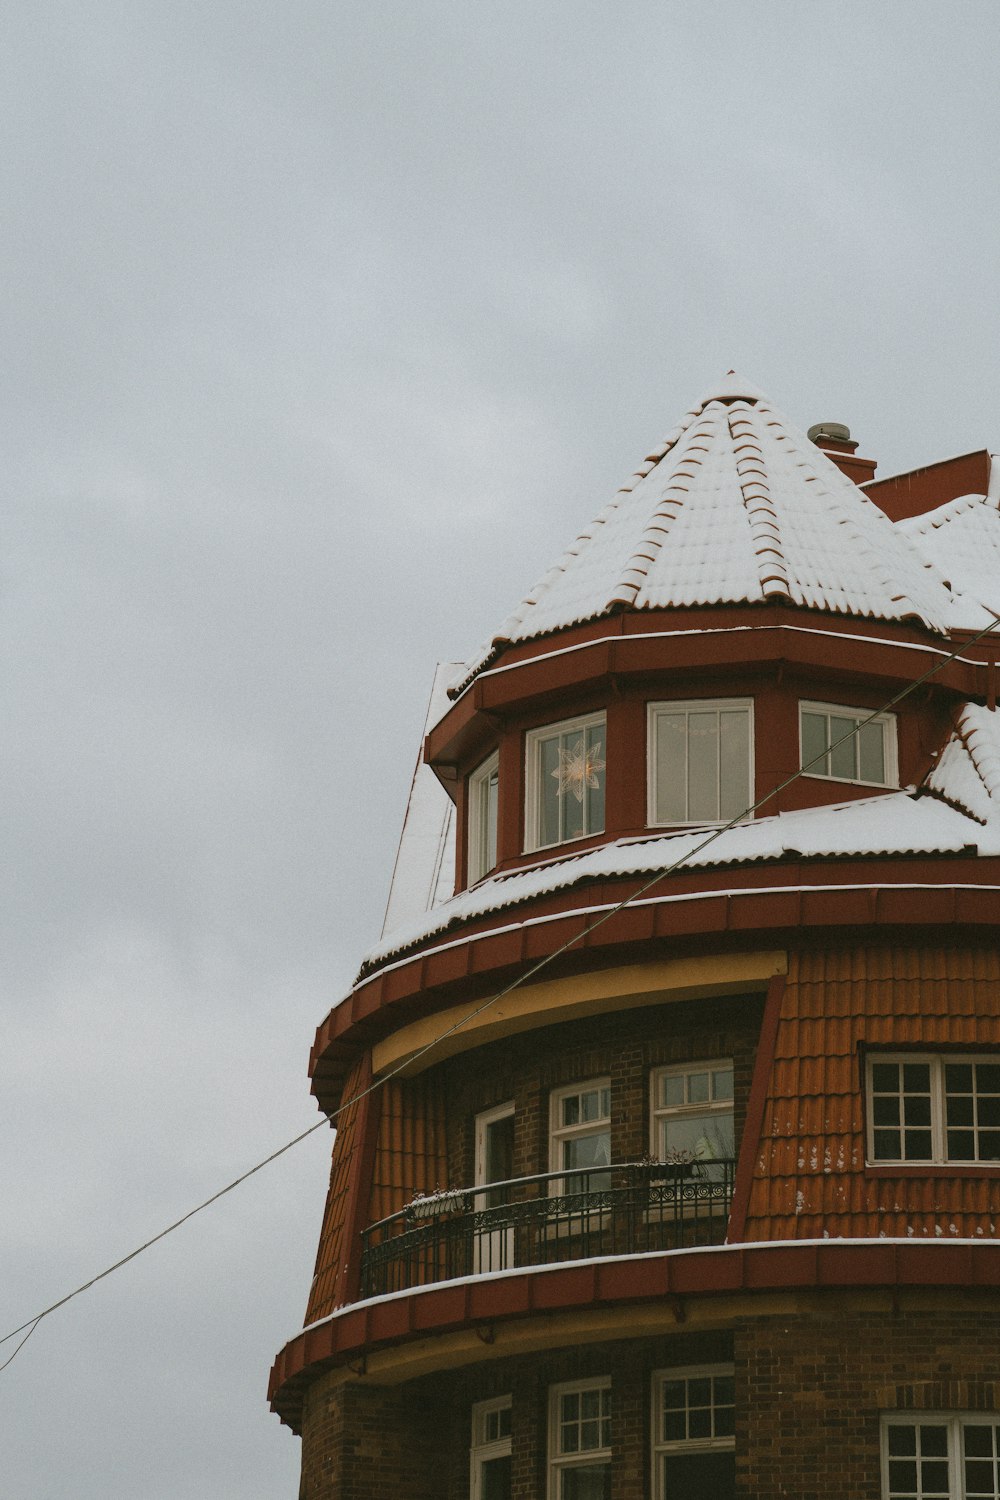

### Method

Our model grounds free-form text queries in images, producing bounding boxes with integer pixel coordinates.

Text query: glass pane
[921,1460,949,1492]
[903,1095,931,1126]
[565,1134,611,1170]
[948,1095,975,1126]
[539,734,562,846]
[662,1074,685,1107]
[858,719,886,783]
[874,1097,900,1126]
[920,1425,949,1457]
[662,1451,735,1498]
[481,1455,512,1500]
[584,724,606,836]
[561,731,586,842]
[688,1072,710,1104]
[873,1128,901,1159]
[561,1464,611,1500]
[719,709,750,821]
[829,714,858,780]
[872,1062,900,1092]
[656,713,688,823]
[688,712,720,821]
[903,1128,932,1159]
[688,1405,711,1439]
[946,1063,974,1093]
[801,711,828,775]
[887,1458,918,1493]
[965,1426,994,1458]
[979,1131,1000,1160]
[581,1089,605,1123]
[485,769,498,871]
[947,1129,976,1160]
[664,1112,734,1162]
[903,1063,931,1092]
[978,1065,1000,1094]
[888,1425,917,1456]
[484,1115,514,1204]
[713,1069,734,1101]
[562,1095,580,1126]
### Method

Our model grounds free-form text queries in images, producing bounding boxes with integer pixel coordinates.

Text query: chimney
[807,422,877,486]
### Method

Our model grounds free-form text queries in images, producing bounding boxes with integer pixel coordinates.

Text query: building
[269,373,1000,1499]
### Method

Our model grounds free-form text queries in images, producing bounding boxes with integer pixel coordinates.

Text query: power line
[2,607,998,1365]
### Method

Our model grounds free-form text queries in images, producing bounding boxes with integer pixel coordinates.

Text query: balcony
[359,1159,735,1299]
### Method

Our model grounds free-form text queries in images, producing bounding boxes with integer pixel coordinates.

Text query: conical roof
[452,376,954,695]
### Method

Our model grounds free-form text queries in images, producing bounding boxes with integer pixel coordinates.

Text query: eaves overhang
[268,1238,1000,1432]
[309,860,1000,1114]
[425,611,993,775]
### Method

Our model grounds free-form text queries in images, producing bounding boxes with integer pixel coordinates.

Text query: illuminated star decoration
[551,740,606,802]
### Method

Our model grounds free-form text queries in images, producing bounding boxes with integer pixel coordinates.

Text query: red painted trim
[268,1239,1000,1431]
[728,974,785,1240]
[865,1165,1000,1179]
[311,871,1000,1110]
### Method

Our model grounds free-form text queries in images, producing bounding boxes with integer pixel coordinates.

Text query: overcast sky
[4,4,1000,1495]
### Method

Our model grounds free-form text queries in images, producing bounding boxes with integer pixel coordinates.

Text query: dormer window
[525,713,606,852]
[648,700,753,826]
[800,700,897,787]
[468,751,500,883]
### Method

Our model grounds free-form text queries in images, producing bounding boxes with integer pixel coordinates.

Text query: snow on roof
[925,704,1000,825]
[896,477,1000,632]
[379,664,459,939]
[451,376,955,697]
[361,722,1000,976]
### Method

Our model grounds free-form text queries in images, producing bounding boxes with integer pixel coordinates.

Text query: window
[551,1081,611,1194]
[867,1055,1000,1164]
[651,1062,735,1176]
[653,1365,735,1499]
[526,713,606,851]
[549,1378,611,1500]
[648,699,753,826]
[800,699,897,787]
[471,1396,512,1500]
[882,1414,1000,1499]
[469,751,500,883]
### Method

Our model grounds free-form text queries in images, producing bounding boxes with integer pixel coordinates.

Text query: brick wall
[736,1306,1000,1499]
[297,1304,1000,1498]
[438,993,761,1190]
[298,1329,729,1500]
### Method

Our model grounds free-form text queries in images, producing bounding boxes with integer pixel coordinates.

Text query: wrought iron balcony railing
[359,1159,735,1299]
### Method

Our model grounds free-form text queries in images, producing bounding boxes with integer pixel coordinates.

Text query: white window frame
[867,1053,1000,1166]
[799,698,898,788]
[652,1363,736,1500]
[548,1376,611,1500]
[550,1079,612,1193]
[647,698,754,827]
[468,750,500,884]
[650,1061,735,1169]
[470,1395,512,1500]
[525,711,607,853]
[882,1411,1000,1499]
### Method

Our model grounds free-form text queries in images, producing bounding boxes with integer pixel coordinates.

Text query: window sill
[866,1163,1000,1178]
[800,771,896,791]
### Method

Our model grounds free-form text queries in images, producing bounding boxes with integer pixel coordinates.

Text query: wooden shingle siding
[304,1053,371,1324]
[744,945,1000,1241]
[370,1074,449,1224]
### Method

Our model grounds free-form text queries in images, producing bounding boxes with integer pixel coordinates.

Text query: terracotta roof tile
[742,946,1000,1243]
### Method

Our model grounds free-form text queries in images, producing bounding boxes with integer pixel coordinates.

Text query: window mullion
[933,1057,946,1164]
